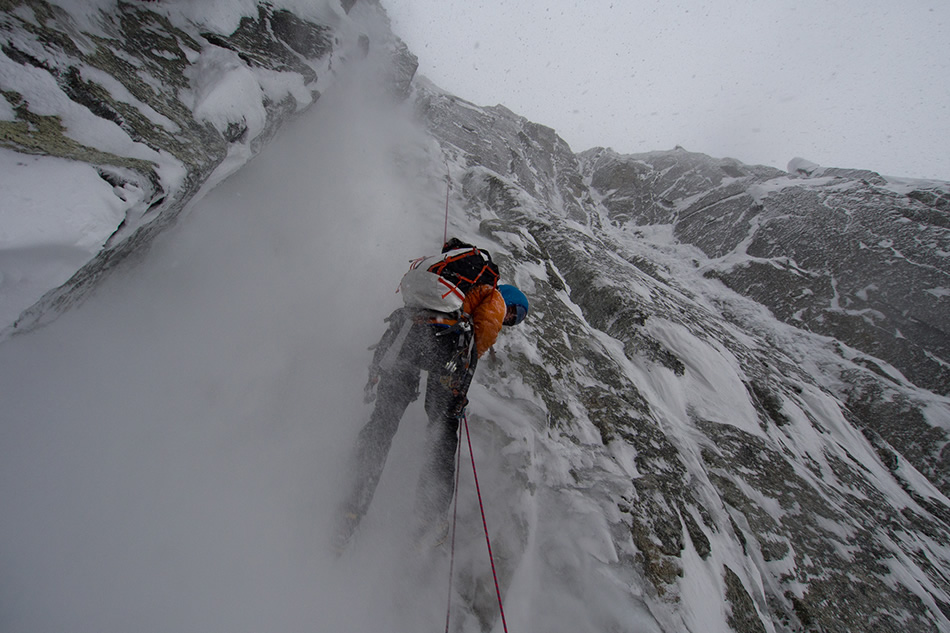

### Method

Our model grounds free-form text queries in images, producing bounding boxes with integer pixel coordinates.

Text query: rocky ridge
[412,81,950,632]
[0,0,416,336]
[581,147,950,397]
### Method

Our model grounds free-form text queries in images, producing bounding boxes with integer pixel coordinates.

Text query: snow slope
[0,49,442,633]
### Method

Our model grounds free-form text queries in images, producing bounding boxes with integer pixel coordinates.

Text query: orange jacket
[461,284,507,357]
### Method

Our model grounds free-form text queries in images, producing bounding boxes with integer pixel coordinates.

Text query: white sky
[384,0,950,181]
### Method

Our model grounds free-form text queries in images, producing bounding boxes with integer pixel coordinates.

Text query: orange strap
[438,277,466,301]
[428,249,498,289]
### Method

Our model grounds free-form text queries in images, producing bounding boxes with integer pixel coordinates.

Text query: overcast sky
[385,0,950,181]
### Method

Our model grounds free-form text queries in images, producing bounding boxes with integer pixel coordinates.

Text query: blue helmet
[498,284,529,326]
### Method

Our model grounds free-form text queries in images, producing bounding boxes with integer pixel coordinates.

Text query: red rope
[443,169,451,245]
[463,414,510,633]
[443,415,511,632]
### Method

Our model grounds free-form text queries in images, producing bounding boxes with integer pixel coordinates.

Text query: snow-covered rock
[2,2,949,632]
[416,80,950,632]
[0,0,416,336]
[581,147,950,397]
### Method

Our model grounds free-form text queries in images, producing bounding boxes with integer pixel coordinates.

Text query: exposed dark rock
[907,187,950,214]
[749,380,790,426]
[845,377,950,495]
[580,148,950,396]
[681,507,711,559]
[271,9,333,58]
[724,566,767,633]
[201,5,329,84]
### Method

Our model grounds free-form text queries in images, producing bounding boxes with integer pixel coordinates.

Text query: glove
[435,316,472,338]
[447,395,469,420]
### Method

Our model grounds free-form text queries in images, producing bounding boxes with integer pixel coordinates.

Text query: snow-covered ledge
[0,0,415,337]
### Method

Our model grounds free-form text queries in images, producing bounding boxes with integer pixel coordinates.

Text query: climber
[335,238,529,551]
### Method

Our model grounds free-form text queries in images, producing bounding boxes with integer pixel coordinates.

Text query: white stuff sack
[398,268,464,312]
[398,253,465,312]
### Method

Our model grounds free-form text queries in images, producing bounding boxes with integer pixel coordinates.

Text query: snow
[183,46,267,140]
[646,319,763,438]
[0,0,353,332]
[3,2,950,631]
[0,91,14,120]
[678,533,734,633]
[0,42,432,633]
[748,174,842,205]
[0,149,141,326]
[252,66,318,112]
[882,174,950,196]
[787,156,822,176]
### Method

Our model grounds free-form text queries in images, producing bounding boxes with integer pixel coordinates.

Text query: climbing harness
[443,413,510,633]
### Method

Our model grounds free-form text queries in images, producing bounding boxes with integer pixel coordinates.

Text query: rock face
[412,81,950,632]
[4,3,950,632]
[582,147,950,397]
[0,0,416,335]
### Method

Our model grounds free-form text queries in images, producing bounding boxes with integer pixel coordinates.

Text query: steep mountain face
[0,0,416,334]
[4,2,950,632]
[413,82,950,632]
[581,147,950,397]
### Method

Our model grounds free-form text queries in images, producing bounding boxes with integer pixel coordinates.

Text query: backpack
[398,241,500,313]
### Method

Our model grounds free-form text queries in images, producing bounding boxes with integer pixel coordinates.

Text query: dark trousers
[345,315,466,527]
